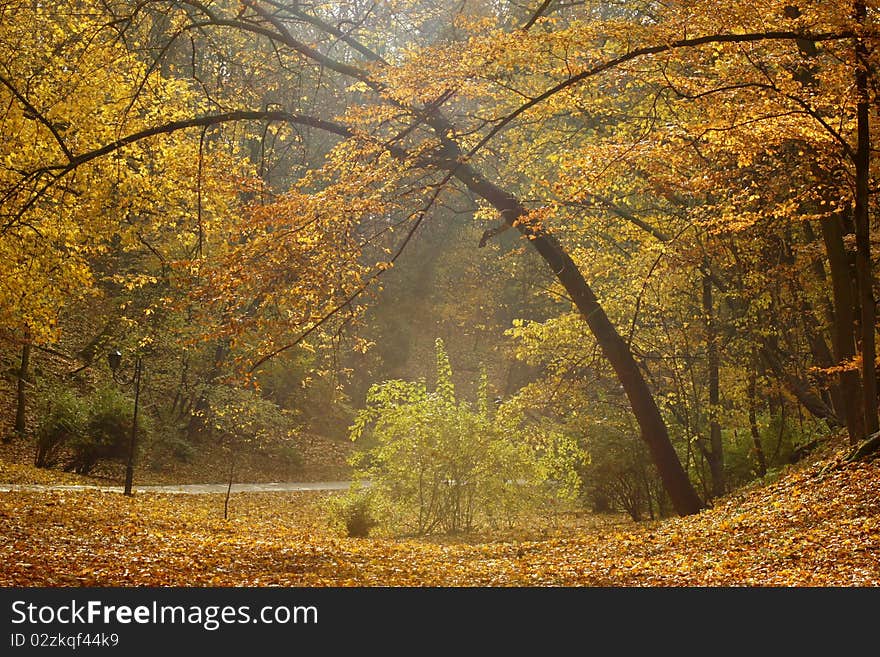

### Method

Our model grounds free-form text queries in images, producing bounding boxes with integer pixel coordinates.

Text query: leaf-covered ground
[1,455,878,586]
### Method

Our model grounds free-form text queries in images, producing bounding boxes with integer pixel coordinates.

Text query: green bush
[328,488,378,538]
[66,385,139,475]
[35,387,87,468]
[143,432,196,471]
[346,339,586,535]
[35,384,150,475]
[274,443,303,470]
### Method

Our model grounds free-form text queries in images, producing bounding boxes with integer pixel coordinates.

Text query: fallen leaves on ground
[1,455,878,586]
[0,458,95,486]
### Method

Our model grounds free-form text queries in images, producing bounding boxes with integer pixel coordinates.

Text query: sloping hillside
[0,430,352,486]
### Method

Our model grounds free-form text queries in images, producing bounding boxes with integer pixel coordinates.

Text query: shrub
[66,385,138,475]
[35,384,150,475]
[346,339,586,535]
[328,488,378,538]
[274,443,303,470]
[580,427,667,522]
[34,387,87,468]
[143,432,197,471]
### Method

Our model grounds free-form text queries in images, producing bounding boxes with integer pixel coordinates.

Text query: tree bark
[224,452,236,520]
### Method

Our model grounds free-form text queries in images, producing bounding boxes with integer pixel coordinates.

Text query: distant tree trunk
[801,221,837,328]
[799,222,847,417]
[187,341,229,440]
[757,340,839,425]
[224,452,236,520]
[791,279,844,418]
[772,393,788,463]
[852,0,878,438]
[13,331,31,439]
[641,468,655,520]
[805,328,842,414]
[450,161,705,516]
[747,356,768,477]
[702,273,724,498]
[820,212,866,443]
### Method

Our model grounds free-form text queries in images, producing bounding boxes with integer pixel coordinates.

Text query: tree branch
[0,71,74,161]
[522,0,555,31]
[248,167,459,371]
[6,110,351,229]
[465,29,855,161]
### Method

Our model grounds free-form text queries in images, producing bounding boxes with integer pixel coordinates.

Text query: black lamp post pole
[123,355,142,497]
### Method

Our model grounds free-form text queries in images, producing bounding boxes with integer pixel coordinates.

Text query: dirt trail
[0,481,352,494]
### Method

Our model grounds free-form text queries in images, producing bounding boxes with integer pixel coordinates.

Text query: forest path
[0,481,352,494]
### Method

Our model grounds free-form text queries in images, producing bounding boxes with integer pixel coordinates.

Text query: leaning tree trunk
[451,161,705,516]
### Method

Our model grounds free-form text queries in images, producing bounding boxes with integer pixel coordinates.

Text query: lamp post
[108,349,142,496]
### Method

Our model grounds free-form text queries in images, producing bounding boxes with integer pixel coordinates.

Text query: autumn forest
[1,0,879,587]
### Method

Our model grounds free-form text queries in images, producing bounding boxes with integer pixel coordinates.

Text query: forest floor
[1,445,878,586]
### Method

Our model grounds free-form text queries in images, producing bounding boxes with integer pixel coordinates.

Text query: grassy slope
[0,333,353,485]
[0,430,352,485]
[1,449,878,586]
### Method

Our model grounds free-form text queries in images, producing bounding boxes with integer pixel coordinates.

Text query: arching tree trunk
[451,162,705,516]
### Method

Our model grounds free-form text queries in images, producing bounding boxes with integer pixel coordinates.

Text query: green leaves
[434,338,455,405]
[348,339,586,535]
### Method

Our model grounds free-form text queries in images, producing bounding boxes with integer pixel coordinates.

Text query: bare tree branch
[522,0,554,31]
